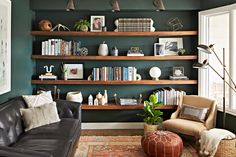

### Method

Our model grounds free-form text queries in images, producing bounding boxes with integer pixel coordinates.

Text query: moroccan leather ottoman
[141,130,183,157]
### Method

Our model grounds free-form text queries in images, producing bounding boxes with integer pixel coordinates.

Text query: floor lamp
[193,44,236,128]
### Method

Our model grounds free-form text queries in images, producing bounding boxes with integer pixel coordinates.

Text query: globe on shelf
[149,67,161,80]
[38,19,52,31]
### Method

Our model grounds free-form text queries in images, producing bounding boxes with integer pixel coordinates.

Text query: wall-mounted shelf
[32,80,197,85]
[32,55,197,60]
[81,104,177,110]
[31,31,198,37]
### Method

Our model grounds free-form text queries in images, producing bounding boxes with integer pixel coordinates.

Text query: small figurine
[88,94,93,105]
[94,98,99,105]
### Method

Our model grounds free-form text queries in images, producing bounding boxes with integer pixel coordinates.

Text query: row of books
[41,39,81,56]
[153,87,186,105]
[115,18,154,32]
[92,67,137,81]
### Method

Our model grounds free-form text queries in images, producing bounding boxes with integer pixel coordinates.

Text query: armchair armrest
[205,102,217,129]
[55,99,81,120]
[0,146,52,157]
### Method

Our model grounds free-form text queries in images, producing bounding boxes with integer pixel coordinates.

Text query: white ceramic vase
[66,91,83,103]
[98,42,109,56]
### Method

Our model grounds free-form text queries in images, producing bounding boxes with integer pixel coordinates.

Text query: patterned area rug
[74,136,199,157]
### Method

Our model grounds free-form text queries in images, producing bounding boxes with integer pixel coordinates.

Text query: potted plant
[74,19,90,32]
[61,63,68,80]
[138,94,163,134]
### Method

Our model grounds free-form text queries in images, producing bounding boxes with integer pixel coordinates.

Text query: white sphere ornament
[149,67,161,80]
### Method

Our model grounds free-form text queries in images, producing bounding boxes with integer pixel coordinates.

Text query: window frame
[199,3,236,115]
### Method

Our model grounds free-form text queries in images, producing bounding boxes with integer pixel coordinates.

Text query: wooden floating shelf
[31,80,197,85]
[31,31,198,37]
[32,55,197,61]
[81,104,177,110]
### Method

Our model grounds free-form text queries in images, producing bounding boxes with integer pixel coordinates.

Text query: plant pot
[79,25,88,32]
[144,123,160,134]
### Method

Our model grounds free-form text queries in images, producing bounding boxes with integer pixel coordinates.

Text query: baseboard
[82,122,144,130]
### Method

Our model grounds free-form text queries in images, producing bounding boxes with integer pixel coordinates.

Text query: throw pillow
[20,102,60,131]
[22,91,53,108]
[179,104,208,122]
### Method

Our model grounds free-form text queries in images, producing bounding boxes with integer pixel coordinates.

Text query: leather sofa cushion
[13,118,80,157]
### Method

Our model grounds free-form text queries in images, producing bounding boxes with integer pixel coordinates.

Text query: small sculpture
[50,24,70,31]
[167,17,183,31]
[39,20,52,31]
[111,46,119,56]
[39,65,57,80]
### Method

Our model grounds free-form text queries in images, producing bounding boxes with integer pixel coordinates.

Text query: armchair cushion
[179,104,208,122]
[163,118,207,138]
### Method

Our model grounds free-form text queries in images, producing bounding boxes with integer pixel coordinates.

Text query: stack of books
[153,87,186,105]
[92,66,137,81]
[114,18,155,32]
[41,39,81,56]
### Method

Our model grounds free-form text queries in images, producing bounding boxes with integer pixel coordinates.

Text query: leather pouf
[141,131,183,157]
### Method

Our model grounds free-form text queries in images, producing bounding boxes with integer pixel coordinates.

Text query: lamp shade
[111,0,120,12]
[153,0,165,11]
[66,0,75,11]
[197,44,214,54]
[193,59,208,69]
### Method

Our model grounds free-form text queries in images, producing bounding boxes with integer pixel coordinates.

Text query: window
[199,3,236,114]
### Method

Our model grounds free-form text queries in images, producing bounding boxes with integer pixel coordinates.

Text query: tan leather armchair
[162,95,217,139]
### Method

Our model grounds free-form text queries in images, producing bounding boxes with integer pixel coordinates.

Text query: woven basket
[215,138,236,157]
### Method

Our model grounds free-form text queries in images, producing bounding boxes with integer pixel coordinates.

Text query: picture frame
[173,66,184,77]
[159,38,183,55]
[0,0,11,95]
[154,43,165,56]
[90,16,105,32]
[65,64,83,79]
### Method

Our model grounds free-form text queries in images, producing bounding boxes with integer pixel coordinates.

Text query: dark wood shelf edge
[31,80,198,85]
[31,31,198,36]
[81,104,177,110]
[31,55,198,60]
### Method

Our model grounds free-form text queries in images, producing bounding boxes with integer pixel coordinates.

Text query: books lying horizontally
[169,76,189,80]
[114,18,155,32]
[92,66,137,81]
[153,87,186,105]
[41,39,83,56]
[120,98,138,105]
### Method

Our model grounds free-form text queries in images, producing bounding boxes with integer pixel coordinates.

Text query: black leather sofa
[0,96,81,157]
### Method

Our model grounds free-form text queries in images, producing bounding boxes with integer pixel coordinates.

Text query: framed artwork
[0,0,11,95]
[159,38,183,55]
[154,43,165,56]
[90,16,105,32]
[173,66,184,77]
[65,64,83,79]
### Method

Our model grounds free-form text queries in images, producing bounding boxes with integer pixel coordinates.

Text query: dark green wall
[201,0,236,10]
[0,0,34,104]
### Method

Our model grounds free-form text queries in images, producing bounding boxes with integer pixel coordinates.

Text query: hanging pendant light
[153,0,165,11]
[111,0,120,12]
[66,0,75,11]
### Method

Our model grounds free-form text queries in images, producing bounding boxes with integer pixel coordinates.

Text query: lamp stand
[223,48,226,128]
